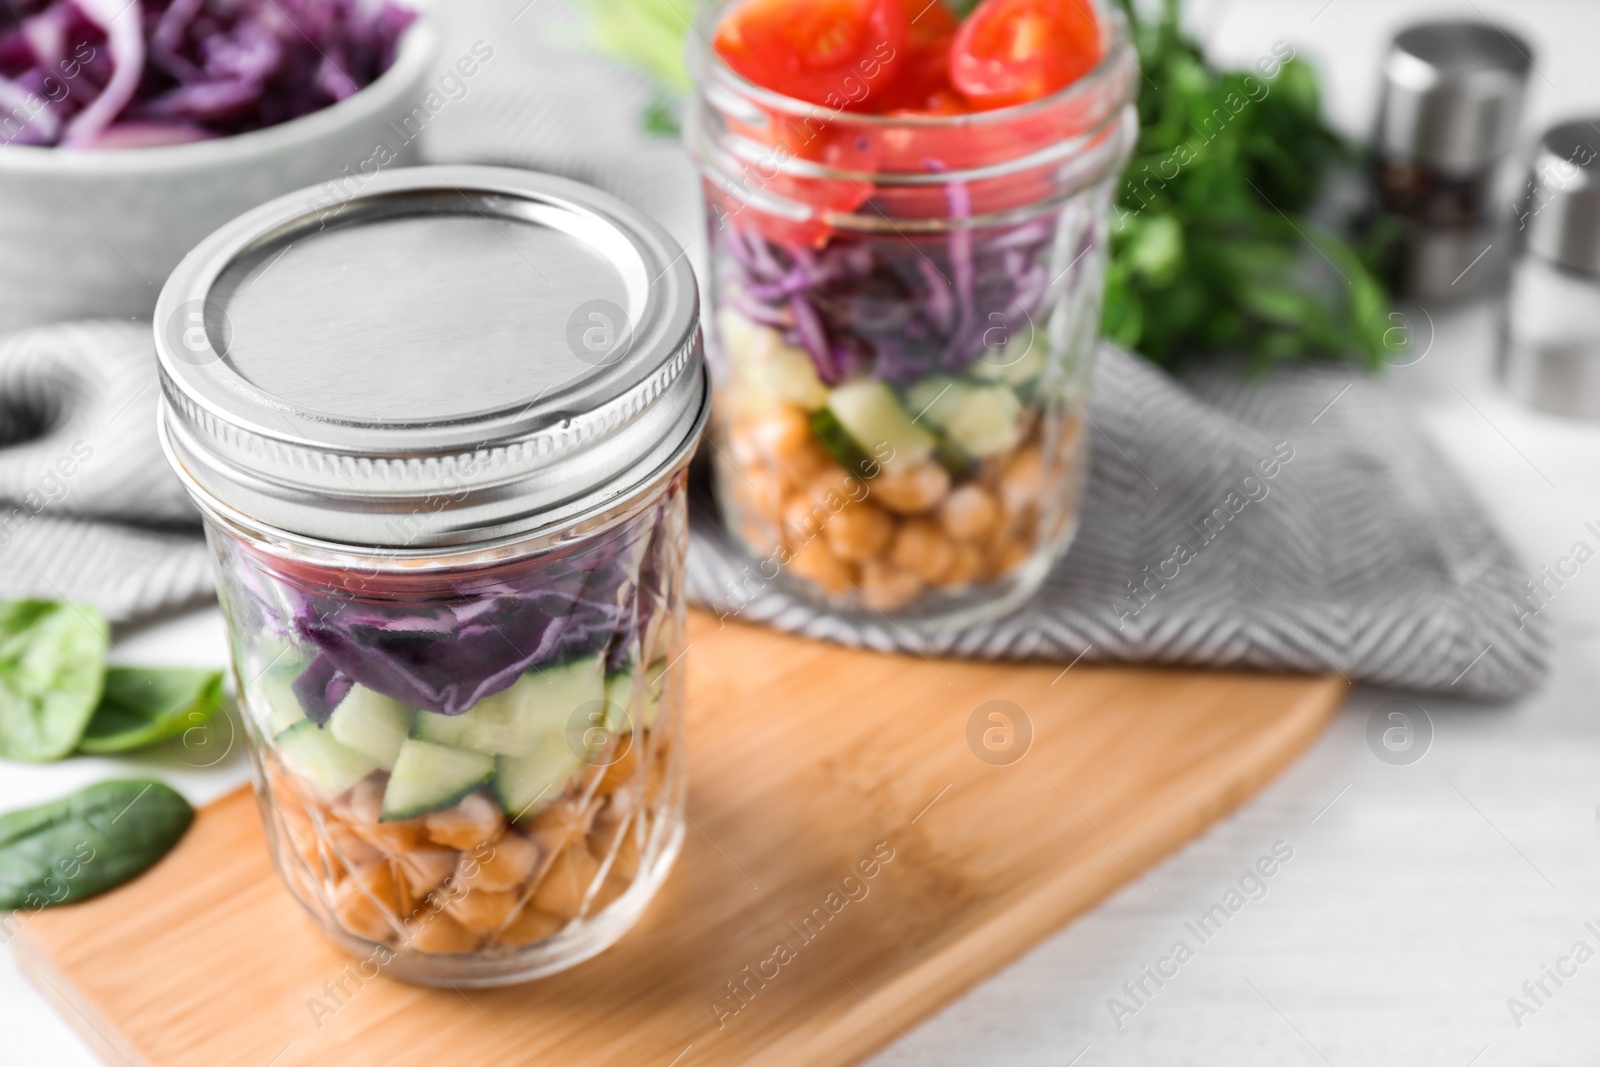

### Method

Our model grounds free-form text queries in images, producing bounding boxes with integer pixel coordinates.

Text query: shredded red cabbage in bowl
[0,0,414,149]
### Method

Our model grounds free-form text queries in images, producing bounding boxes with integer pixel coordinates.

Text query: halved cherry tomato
[714,0,909,110]
[949,0,1102,110]
[704,106,881,248]
[872,0,960,112]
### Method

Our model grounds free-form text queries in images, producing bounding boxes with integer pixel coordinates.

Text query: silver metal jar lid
[1375,20,1533,175]
[1522,119,1600,276]
[155,165,707,551]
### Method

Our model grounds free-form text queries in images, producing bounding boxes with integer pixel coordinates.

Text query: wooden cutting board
[13,612,1343,1067]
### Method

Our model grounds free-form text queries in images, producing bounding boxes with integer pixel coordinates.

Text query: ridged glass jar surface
[211,473,689,987]
[687,1,1137,624]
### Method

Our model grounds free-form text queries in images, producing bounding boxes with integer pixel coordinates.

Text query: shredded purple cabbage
[247,498,672,724]
[0,0,414,149]
[714,210,1063,388]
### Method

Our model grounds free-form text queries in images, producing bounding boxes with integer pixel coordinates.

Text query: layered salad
[222,478,687,958]
[699,0,1112,614]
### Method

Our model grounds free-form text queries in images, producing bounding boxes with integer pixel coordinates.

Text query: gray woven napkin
[0,321,211,623]
[685,345,1548,699]
[0,0,1547,699]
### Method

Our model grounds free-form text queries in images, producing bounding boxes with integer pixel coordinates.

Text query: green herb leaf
[1106,0,1398,370]
[1125,215,1185,284]
[573,0,694,92]
[77,668,227,755]
[641,94,682,138]
[0,779,192,911]
[0,600,110,763]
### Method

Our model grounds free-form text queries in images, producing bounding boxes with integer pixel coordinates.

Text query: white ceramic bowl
[0,8,438,332]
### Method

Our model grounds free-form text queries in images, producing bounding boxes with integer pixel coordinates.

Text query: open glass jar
[155,167,707,986]
[686,1,1137,623]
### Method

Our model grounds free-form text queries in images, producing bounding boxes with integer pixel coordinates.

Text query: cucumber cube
[275,721,377,798]
[380,739,495,821]
[255,665,308,735]
[412,656,606,755]
[718,308,828,412]
[604,659,668,731]
[905,376,977,428]
[969,323,1044,386]
[943,385,1024,458]
[493,734,584,820]
[328,686,414,771]
[810,408,877,479]
[826,380,935,469]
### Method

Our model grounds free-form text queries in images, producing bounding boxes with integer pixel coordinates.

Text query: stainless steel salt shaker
[1498,120,1600,417]
[1369,20,1533,300]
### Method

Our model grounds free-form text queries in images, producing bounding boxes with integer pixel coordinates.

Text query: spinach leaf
[0,779,192,911]
[0,601,110,763]
[77,668,227,755]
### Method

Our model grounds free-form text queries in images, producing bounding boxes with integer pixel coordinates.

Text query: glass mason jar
[154,167,708,987]
[686,2,1137,624]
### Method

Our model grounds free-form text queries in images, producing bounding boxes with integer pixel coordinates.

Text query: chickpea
[986,534,1033,579]
[395,847,458,899]
[408,909,481,954]
[588,788,638,858]
[331,861,401,942]
[325,821,384,868]
[783,493,829,543]
[289,825,332,878]
[750,405,830,488]
[939,484,1001,543]
[808,467,868,509]
[333,774,384,824]
[825,500,896,562]
[532,842,602,921]
[596,745,639,796]
[738,467,786,526]
[348,812,431,854]
[498,904,565,948]
[751,404,809,451]
[999,446,1043,517]
[527,795,600,854]
[941,542,985,587]
[788,439,835,489]
[739,516,780,558]
[424,793,506,850]
[446,886,524,935]
[889,518,956,583]
[858,561,924,612]
[871,460,951,515]
[457,833,540,893]
[787,537,857,594]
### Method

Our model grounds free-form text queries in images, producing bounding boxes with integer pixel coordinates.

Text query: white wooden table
[5,0,1599,1063]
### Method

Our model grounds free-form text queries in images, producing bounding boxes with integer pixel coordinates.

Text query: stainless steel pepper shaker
[1498,120,1600,417]
[1368,20,1534,300]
